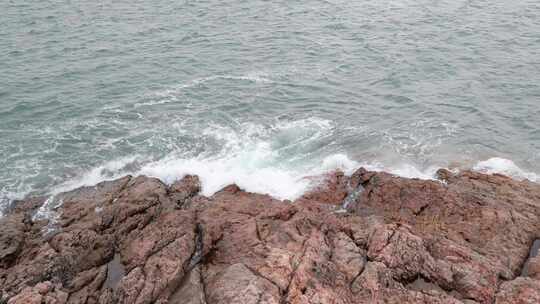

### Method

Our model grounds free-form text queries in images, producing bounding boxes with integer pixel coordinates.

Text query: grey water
[1,0,540,208]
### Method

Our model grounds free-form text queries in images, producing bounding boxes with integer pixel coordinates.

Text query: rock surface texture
[2,169,540,303]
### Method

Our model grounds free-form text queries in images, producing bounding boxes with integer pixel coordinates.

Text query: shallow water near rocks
[1,0,540,212]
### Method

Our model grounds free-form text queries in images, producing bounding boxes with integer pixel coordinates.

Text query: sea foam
[10,118,540,220]
[473,157,539,182]
[138,118,357,200]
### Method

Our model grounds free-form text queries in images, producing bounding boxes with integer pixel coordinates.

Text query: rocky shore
[2,167,540,304]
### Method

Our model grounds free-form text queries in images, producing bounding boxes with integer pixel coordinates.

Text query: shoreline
[2,167,540,303]
[3,155,539,220]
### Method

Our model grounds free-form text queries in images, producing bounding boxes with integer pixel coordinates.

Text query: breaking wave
[4,117,539,218]
[473,157,539,182]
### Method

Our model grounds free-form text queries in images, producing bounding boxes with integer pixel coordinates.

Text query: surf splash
[138,118,359,200]
[38,117,440,205]
[4,117,540,219]
[473,157,539,182]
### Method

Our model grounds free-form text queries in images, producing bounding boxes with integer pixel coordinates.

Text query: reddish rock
[168,266,206,304]
[207,263,280,304]
[2,168,540,304]
[6,196,47,216]
[495,277,540,304]
[525,255,540,280]
[298,170,349,205]
[0,214,26,268]
[7,281,68,304]
[169,175,201,208]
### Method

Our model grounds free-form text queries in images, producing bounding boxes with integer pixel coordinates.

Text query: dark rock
[5,196,47,217]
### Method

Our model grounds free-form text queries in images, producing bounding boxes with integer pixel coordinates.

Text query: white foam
[36,117,445,207]
[138,154,366,201]
[140,157,311,200]
[22,115,540,223]
[33,196,58,222]
[137,118,361,200]
[27,153,538,221]
[319,154,360,175]
[138,152,446,201]
[50,156,139,196]
[321,155,439,181]
[134,99,178,108]
[0,189,25,217]
[138,72,273,108]
[473,157,539,182]
[140,119,298,199]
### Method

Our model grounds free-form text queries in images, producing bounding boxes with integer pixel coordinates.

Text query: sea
[1,0,540,214]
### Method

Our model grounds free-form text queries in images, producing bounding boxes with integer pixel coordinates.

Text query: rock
[0,214,26,268]
[57,176,132,229]
[115,209,197,303]
[495,277,540,303]
[283,228,353,304]
[330,231,366,283]
[7,281,68,304]
[297,170,349,205]
[206,263,280,304]
[169,175,201,208]
[66,265,108,303]
[3,168,540,304]
[525,255,540,279]
[168,266,206,304]
[218,184,241,194]
[5,196,47,216]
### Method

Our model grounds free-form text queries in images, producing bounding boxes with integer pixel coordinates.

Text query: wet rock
[169,175,201,208]
[6,196,47,216]
[58,176,132,229]
[297,170,349,205]
[217,184,241,194]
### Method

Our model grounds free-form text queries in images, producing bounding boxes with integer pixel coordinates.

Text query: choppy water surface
[1,0,540,210]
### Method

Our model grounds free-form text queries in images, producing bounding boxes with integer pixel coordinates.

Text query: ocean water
[1,0,540,212]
